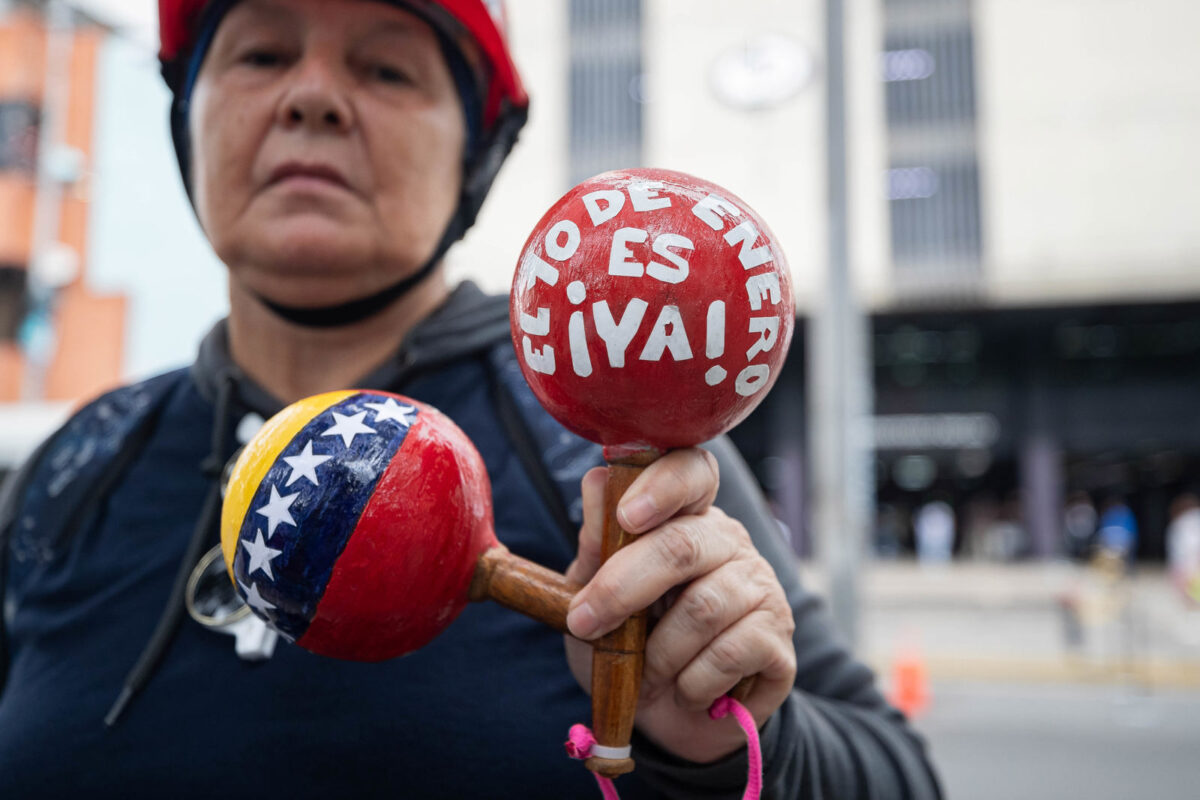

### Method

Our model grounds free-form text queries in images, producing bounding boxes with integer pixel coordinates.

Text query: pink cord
[565,696,763,800]
[565,725,621,800]
[708,696,763,800]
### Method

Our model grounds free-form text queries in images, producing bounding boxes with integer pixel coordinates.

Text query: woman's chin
[250,223,374,270]
[220,218,432,309]
[234,253,415,311]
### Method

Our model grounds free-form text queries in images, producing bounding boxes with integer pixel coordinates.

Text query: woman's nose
[278,56,355,133]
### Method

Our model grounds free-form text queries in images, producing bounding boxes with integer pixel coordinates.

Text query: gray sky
[72,0,157,48]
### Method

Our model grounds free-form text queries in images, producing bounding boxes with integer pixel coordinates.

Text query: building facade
[0,2,125,408]
[538,0,1200,561]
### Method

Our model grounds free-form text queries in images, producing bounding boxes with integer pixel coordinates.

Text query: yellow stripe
[220,390,358,578]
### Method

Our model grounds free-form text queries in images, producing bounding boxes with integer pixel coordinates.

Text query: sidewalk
[799,561,1200,688]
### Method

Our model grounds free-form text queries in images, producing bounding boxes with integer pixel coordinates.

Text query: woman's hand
[563,448,797,764]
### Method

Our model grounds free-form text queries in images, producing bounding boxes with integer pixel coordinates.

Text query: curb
[869,654,1200,689]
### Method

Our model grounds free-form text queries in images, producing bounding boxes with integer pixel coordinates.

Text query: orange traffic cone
[888,645,930,718]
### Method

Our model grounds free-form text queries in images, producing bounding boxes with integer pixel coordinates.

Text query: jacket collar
[189,281,510,417]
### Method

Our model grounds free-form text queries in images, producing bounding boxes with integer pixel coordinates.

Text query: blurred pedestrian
[875,503,905,559]
[1063,491,1098,561]
[1166,492,1200,605]
[960,494,998,560]
[1097,495,1138,564]
[914,499,955,564]
[977,494,1027,562]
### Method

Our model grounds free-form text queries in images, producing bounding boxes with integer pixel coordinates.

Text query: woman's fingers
[564,466,608,586]
[639,556,785,701]
[566,509,747,641]
[670,610,796,716]
[616,448,720,533]
[566,447,720,590]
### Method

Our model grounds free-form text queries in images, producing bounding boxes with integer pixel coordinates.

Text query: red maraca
[510,168,794,776]
[220,390,579,661]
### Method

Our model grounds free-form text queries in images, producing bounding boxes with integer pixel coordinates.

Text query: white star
[241,529,283,580]
[239,580,277,614]
[322,411,376,447]
[283,440,332,487]
[255,484,299,538]
[365,398,417,427]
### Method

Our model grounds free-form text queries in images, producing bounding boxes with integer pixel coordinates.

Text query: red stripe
[298,411,498,661]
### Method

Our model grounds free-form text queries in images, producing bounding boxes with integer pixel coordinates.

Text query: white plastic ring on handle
[588,743,633,760]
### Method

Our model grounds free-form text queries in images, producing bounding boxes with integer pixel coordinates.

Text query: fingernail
[567,601,600,640]
[620,495,657,531]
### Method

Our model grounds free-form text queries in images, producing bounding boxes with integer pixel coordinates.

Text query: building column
[1020,434,1063,558]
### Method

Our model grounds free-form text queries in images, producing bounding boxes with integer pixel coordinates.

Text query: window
[0,100,39,173]
[568,0,643,185]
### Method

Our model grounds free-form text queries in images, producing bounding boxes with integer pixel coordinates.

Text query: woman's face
[189,0,466,309]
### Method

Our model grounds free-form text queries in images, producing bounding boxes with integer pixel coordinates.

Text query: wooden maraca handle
[586,450,658,778]
[470,459,757,779]
[584,455,759,778]
[470,546,582,633]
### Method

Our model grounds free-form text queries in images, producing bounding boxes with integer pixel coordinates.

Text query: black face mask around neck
[253,228,452,329]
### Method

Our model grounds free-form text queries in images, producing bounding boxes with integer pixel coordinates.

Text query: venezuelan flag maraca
[220,390,578,661]
[511,167,794,776]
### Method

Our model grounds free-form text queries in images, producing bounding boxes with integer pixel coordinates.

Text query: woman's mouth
[267,162,354,193]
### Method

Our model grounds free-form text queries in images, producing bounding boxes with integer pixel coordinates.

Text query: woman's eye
[242,49,286,68]
[372,64,409,84]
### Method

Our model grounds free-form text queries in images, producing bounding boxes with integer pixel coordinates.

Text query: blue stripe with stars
[233,392,417,642]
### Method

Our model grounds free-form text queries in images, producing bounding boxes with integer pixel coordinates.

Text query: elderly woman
[0,1,940,798]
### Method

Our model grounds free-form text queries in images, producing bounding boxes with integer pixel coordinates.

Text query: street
[918,680,1200,799]
[841,563,1200,798]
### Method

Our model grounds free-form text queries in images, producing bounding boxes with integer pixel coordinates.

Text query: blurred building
[868,0,1200,564]
[691,0,1200,563]
[0,0,130,465]
[516,0,1200,563]
[0,0,1196,563]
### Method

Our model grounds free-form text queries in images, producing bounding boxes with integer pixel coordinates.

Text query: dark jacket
[0,283,941,799]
